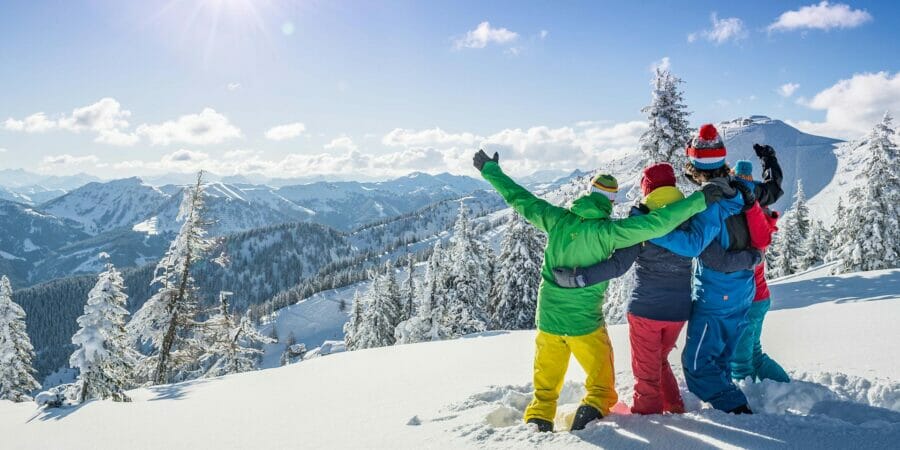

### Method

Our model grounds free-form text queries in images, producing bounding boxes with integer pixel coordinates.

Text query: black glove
[753,143,776,158]
[552,267,585,288]
[473,150,499,172]
[700,183,725,206]
[730,179,757,210]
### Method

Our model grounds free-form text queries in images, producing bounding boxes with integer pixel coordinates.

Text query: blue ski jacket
[650,178,756,313]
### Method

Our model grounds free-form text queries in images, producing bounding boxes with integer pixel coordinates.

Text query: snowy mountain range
[0,171,493,287]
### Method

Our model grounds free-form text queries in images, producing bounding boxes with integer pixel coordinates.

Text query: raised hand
[473,149,499,171]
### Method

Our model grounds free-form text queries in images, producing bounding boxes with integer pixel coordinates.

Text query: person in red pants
[553,162,760,414]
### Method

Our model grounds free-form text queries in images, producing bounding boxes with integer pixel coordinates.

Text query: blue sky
[1,0,898,180]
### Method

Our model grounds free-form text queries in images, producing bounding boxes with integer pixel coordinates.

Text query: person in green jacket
[473,150,722,432]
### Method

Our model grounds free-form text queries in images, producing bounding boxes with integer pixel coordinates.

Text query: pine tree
[0,276,40,402]
[400,255,417,323]
[355,265,403,350]
[639,65,694,191]
[69,262,136,402]
[769,180,811,278]
[436,204,492,337]
[830,113,900,273]
[395,242,447,345]
[343,291,364,350]
[127,171,215,385]
[489,214,544,330]
[200,292,275,377]
[799,220,829,271]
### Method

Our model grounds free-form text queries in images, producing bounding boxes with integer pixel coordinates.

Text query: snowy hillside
[718,116,843,216]
[2,266,897,449]
[41,178,170,235]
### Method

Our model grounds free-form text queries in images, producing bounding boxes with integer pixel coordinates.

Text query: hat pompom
[698,124,718,141]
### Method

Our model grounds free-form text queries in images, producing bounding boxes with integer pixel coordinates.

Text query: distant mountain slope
[718,116,843,214]
[276,172,488,231]
[0,199,89,286]
[40,178,170,235]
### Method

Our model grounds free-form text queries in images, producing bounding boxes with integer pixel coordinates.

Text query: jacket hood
[643,186,684,210]
[570,193,612,219]
[707,176,744,215]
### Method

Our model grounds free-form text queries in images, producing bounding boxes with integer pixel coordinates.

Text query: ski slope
[1,266,898,449]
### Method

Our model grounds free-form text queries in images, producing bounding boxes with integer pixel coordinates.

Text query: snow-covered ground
[1,266,898,449]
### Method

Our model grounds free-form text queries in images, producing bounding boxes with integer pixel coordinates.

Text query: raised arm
[552,244,640,288]
[752,144,784,207]
[699,239,762,273]
[476,152,566,233]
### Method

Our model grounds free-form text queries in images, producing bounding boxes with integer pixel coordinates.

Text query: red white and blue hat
[686,124,727,170]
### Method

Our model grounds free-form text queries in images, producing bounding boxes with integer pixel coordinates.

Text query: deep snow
[1,266,898,449]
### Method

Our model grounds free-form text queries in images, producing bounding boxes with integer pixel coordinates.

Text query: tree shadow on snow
[147,379,211,402]
[768,271,900,312]
[29,402,89,422]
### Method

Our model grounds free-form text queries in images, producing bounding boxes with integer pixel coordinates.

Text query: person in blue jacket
[648,124,760,414]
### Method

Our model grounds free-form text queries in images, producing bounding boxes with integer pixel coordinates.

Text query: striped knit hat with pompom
[590,174,619,203]
[686,124,727,170]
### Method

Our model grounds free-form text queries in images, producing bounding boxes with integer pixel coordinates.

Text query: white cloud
[324,136,358,152]
[227,82,241,91]
[688,13,747,45]
[264,122,306,141]
[137,108,241,145]
[382,127,482,148]
[789,71,900,139]
[768,1,872,32]
[41,154,99,166]
[454,21,519,49]
[540,30,549,40]
[58,98,130,133]
[4,112,56,133]
[0,148,7,153]
[5,98,138,146]
[779,82,801,97]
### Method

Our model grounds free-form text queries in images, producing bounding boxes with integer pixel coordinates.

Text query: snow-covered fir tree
[489,214,544,330]
[127,172,216,385]
[199,292,275,377]
[798,219,829,272]
[639,65,693,192]
[69,262,136,403]
[395,241,447,344]
[0,276,40,402]
[354,265,403,350]
[343,290,364,350]
[437,204,493,337]
[768,180,811,278]
[829,113,900,273]
[400,255,417,323]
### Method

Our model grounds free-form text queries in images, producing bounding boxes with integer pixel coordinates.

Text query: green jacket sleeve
[480,161,566,233]
[607,191,707,250]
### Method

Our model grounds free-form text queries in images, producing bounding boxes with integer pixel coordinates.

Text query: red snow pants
[628,313,686,415]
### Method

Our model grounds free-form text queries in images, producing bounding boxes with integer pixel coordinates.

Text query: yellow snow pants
[524,327,618,422]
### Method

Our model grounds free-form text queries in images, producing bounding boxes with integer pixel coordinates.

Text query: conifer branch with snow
[0,276,40,402]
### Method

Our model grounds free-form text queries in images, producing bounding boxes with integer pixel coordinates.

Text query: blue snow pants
[730,299,790,383]
[682,304,751,412]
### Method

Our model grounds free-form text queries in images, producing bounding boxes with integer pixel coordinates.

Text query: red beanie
[641,162,677,196]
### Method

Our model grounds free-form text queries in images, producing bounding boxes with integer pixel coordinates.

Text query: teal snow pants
[730,299,790,383]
